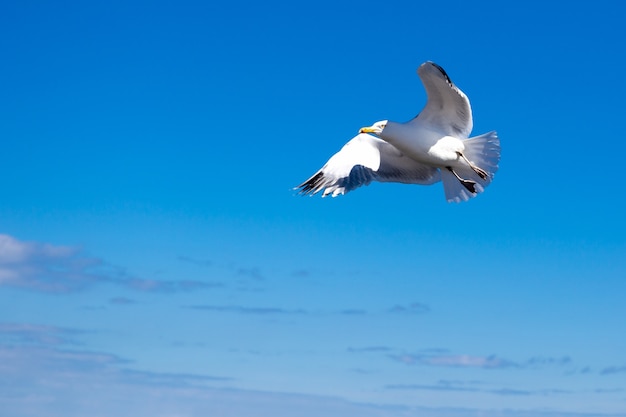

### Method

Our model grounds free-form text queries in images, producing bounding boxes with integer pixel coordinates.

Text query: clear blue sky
[1,1,625,416]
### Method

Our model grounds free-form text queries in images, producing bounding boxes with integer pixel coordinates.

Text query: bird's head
[359,120,387,136]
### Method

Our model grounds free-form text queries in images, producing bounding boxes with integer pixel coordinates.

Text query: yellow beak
[359,127,377,134]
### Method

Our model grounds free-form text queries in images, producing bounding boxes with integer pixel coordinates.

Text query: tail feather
[463,131,500,183]
[441,131,500,203]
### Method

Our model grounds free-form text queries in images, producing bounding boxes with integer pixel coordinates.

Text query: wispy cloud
[236,267,264,281]
[386,380,573,397]
[387,302,430,314]
[389,352,516,369]
[0,322,85,347]
[178,255,212,267]
[290,269,310,278]
[0,321,230,386]
[0,324,623,417]
[109,296,136,305]
[386,380,482,393]
[336,303,430,316]
[0,234,102,292]
[594,388,625,394]
[525,356,572,367]
[0,234,221,294]
[177,255,269,292]
[124,277,222,292]
[184,304,428,317]
[348,346,395,353]
[387,351,579,372]
[600,365,626,375]
[185,305,308,315]
[338,308,367,315]
[0,323,395,417]
[118,368,233,387]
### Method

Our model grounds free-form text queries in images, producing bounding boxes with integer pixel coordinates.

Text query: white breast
[381,121,464,166]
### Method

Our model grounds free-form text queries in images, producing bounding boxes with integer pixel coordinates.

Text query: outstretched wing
[412,61,473,138]
[296,133,440,197]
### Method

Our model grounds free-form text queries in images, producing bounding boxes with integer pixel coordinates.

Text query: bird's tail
[441,131,500,203]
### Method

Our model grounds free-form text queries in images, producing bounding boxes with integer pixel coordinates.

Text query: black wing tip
[296,171,325,195]
[423,61,452,85]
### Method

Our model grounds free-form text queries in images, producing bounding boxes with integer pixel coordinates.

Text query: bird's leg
[457,152,488,180]
[446,167,477,194]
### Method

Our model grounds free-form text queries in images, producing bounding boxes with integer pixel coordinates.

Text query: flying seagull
[296,62,500,203]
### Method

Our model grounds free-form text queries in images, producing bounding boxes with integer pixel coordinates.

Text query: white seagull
[296,61,500,203]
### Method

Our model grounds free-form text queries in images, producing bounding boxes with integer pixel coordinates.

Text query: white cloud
[1,341,615,417]
[0,234,220,293]
[423,354,515,369]
[1,322,624,417]
[0,234,100,292]
[388,352,516,369]
[0,234,76,264]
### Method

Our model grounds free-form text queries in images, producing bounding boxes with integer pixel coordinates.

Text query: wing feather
[296,133,440,197]
[412,62,473,138]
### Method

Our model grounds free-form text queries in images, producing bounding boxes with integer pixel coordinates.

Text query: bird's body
[380,121,462,165]
[297,61,500,203]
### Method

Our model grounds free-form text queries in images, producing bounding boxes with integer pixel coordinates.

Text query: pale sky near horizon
[2,1,626,416]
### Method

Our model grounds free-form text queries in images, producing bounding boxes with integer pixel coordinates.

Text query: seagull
[296,61,500,202]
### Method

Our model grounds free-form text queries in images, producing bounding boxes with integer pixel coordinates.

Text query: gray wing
[412,61,473,138]
[297,133,440,197]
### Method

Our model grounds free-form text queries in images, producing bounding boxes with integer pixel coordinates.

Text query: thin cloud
[118,369,234,387]
[421,355,514,369]
[339,309,368,315]
[336,303,430,316]
[595,388,624,393]
[385,381,572,397]
[0,322,85,347]
[0,322,230,387]
[291,269,310,278]
[109,297,136,305]
[348,346,395,353]
[185,305,432,317]
[389,352,516,369]
[0,234,102,292]
[1,330,394,417]
[491,388,533,396]
[387,302,430,314]
[388,352,577,371]
[0,345,230,401]
[600,365,626,375]
[236,267,264,281]
[185,305,308,315]
[386,382,479,393]
[178,255,212,268]
[179,257,268,292]
[125,277,223,292]
[0,341,435,417]
[0,234,221,294]
[525,356,572,367]
[349,368,378,375]
[229,266,267,292]
[0,324,621,417]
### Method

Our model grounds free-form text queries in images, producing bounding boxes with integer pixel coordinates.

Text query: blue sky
[1,0,626,416]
